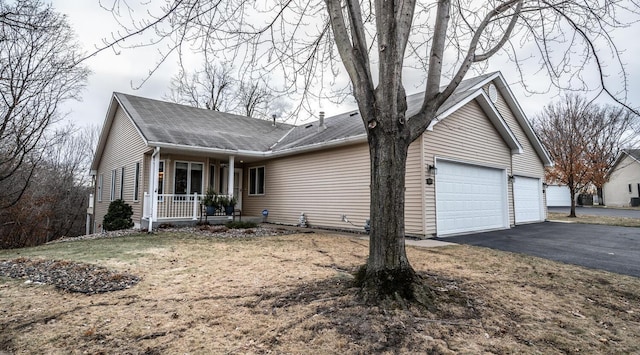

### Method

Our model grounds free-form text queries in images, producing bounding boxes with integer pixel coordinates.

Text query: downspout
[149,146,160,232]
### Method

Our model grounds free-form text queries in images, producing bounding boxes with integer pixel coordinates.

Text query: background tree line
[0,0,93,248]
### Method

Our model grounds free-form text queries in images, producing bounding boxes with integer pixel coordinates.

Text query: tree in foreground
[0,0,89,209]
[535,95,637,217]
[98,0,639,303]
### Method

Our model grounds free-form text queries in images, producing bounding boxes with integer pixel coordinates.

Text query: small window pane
[257,167,265,194]
[119,167,125,200]
[158,161,164,195]
[249,168,257,195]
[175,162,188,194]
[190,163,203,194]
[134,162,140,201]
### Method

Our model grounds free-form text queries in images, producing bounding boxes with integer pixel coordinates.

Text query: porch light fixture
[426,164,436,185]
[508,175,515,183]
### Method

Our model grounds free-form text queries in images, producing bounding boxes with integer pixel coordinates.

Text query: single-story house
[603,149,640,207]
[89,71,553,237]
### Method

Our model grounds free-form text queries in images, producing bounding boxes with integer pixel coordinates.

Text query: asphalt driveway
[548,206,640,218]
[437,222,640,278]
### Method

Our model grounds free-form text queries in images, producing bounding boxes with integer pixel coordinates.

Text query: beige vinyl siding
[490,87,545,178]
[488,85,546,220]
[405,136,425,235]
[94,106,147,230]
[603,155,640,207]
[242,141,426,235]
[423,99,513,235]
[243,144,371,229]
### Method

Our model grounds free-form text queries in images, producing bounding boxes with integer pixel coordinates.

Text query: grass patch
[1,232,639,354]
[548,212,640,227]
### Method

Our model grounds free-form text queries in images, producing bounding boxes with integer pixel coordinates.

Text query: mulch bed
[0,258,140,294]
[0,226,296,295]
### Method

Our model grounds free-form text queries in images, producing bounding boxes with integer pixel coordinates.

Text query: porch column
[149,147,160,232]
[228,156,235,197]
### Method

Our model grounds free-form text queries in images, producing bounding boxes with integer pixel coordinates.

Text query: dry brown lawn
[548,212,640,227]
[1,231,639,354]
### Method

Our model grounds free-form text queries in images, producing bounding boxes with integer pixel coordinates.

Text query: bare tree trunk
[354,107,431,303]
[569,188,577,218]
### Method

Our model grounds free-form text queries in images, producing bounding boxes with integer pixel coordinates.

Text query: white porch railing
[143,193,232,220]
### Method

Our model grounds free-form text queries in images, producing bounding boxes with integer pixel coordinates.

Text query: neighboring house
[603,149,640,207]
[545,185,572,207]
[89,72,553,237]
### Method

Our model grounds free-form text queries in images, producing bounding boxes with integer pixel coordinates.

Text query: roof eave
[90,93,150,172]
[492,73,555,167]
[148,133,368,160]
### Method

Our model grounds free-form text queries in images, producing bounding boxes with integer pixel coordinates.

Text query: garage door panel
[514,176,543,223]
[436,161,508,236]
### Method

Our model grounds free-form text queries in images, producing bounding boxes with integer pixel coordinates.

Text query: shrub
[225,221,258,229]
[103,199,134,231]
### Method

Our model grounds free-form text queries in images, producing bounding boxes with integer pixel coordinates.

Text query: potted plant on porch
[218,195,238,216]
[202,188,219,215]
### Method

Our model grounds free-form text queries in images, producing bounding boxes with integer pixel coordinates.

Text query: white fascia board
[475,92,523,154]
[469,72,501,91]
[492,74,554,167]
[606,151,640,178]
[426,89,522,154]
[90,95,120,171]
[113,94,149,146]
[148,133,368,159]
[427,91,479,131]
[90,93,151,171]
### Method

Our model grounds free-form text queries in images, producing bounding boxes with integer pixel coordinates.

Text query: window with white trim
[98,174,103,202]
[133,162,140,201]
[110,169,116,201]
[249,166,265,195]
[119,166,125,200]
[174,161,204,195]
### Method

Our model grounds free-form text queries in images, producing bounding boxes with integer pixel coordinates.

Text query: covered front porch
[141,147,261,230]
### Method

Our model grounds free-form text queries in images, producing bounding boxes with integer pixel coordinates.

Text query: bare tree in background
[98,0,640,303]
[0,125,99,248]
[238,81,272,118]
[165,60,275,118]
[0,0,89,209]
[535,95,636,217]
[165,62,234,111]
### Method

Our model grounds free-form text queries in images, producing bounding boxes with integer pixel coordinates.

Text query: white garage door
[513,176,543,224]
[546,185,571,207]
[436,161,508,236]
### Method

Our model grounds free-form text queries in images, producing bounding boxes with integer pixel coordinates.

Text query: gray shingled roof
[116,93,295,152]
[273,72,495,151]
[115,73,494,153]
[624,149,640,162]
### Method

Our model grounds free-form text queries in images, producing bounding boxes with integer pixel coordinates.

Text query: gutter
[148,133,368,159]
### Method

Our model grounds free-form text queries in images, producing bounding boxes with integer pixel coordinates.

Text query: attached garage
[513,176,544,224]
[436,160,509,236]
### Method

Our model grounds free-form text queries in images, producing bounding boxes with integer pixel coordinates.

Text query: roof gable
[90,94,148,172]
[608,149,640,176]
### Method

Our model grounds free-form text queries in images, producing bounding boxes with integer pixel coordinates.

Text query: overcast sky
[53,1,640,130]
